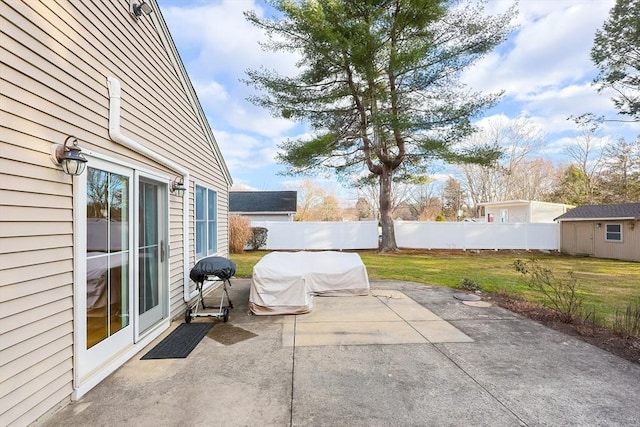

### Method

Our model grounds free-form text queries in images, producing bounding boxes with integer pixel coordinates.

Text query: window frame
[195,184,218,259]
[604,223,623,242]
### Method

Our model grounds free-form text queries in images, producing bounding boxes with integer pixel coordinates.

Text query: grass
[230,250,640,328]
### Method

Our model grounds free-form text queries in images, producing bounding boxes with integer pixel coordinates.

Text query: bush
[613,303,640,338]
[248,227,268,250]
[513,259,583,323]
[458,278,482,292]
[229,215,252,253]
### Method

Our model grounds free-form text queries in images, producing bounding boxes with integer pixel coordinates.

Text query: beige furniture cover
[249,251,370,315]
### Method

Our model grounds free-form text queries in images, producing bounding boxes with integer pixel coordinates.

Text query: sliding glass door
[138,178,167,333]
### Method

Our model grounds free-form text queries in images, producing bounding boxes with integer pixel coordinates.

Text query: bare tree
[600,137,640,202]
[442,177,467,220]
[510,158,558,201]
[407,177,441,220]
[355,175,413,221]
[292,180,345,221]
[354,197,373,220]
[319,194,342,221]
[459,115,547,204]
[566,116,606,204]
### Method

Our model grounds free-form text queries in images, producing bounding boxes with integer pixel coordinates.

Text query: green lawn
[230,250,640,327]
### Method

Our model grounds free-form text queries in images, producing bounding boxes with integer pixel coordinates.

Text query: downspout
[106,76,194,303]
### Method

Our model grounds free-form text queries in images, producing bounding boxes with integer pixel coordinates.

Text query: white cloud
[161,0,301,83]
[212,129,276,172]
[463,0,614,97]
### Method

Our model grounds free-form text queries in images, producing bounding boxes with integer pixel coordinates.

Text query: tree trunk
[379,165,398,252]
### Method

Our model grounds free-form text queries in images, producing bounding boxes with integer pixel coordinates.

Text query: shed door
[574,222,594,255]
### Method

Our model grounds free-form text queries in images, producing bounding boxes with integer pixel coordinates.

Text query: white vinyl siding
[1,0,230,425]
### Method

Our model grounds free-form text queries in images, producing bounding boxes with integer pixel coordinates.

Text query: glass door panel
[85,168,130,349]
[138,180,166,333]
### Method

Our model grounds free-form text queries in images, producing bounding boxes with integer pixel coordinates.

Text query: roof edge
[150,1,233,185]
[556,217,638,222]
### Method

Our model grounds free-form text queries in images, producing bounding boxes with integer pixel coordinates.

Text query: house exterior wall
[0,1,229,426]
[485,205,528,223]
[530,202,569,223]
[560,220,639,262]
[482,201,570,223]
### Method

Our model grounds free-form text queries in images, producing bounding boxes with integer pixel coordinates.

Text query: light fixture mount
[132,1,153,19]
[55,136,88,176]
[170,176,186,198]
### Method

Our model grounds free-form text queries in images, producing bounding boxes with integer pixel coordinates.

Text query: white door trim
[72,156,172,397]
[134,170,171,341]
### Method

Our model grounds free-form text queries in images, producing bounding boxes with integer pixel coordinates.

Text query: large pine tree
[591,0,640,120]
[244,0,516,251]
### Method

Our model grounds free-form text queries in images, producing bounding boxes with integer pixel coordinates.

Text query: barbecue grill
[186,256,235,323]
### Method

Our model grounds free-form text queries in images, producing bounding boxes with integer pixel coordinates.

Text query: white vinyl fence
[394,221,559,251]
[250,220,559,251]
[250,221,379,250]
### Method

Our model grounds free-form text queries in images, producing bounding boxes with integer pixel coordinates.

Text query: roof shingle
[554,203,640,221]
[229,191,297,213]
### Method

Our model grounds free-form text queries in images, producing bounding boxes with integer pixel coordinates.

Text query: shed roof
[230,191,297,213]
[478,200,571,207]
[554,203,640,221]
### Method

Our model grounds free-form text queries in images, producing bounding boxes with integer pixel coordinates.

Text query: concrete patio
[41,279,640,426]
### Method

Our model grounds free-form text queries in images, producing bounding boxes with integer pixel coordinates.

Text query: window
[500,209,508,223]
[605,224,622,242]
[195,185,217,258]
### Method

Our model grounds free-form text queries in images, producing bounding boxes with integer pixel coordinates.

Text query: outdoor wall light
[170,177,186,198]
[596,222,602,228]
[132,1,153,19]
[54,136,88,176]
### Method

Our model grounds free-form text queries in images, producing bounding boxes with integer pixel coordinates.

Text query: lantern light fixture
[54,136,88,176]
[170,176,186,198]
[132,1,153,19]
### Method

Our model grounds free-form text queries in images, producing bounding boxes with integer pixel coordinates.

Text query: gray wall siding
[560,220,639,262]
[1,1,229,425]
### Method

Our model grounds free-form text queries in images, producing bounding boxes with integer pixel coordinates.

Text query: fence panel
[395,221,559,250]
[250,221,559,251]
[251,221,379,250]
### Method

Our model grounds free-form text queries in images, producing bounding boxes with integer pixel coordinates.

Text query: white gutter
[106,76,196,303]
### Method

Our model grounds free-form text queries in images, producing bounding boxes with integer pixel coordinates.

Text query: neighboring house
[477,200,572,223]
[0,1,232,426]
[554,203,640,262]
[230,191,297,222]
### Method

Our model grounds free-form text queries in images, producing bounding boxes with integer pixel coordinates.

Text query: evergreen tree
[591,0,640,120]
[244,0,516,251]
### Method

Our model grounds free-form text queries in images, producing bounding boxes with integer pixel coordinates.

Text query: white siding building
[477,200,572,223]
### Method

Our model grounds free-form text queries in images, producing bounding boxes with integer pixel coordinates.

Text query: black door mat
[141,323,213,360]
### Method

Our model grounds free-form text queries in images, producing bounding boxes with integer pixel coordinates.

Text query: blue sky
[156,0,639,202]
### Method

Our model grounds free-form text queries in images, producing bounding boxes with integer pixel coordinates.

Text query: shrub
[435,215,445,222]
[229,215,252,253]
[248,227,268,251]
[458,278,482,292]
[613,303,640,338]
[513,259,583,323]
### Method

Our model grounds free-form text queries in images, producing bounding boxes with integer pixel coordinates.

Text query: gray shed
[554,203,640,261]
